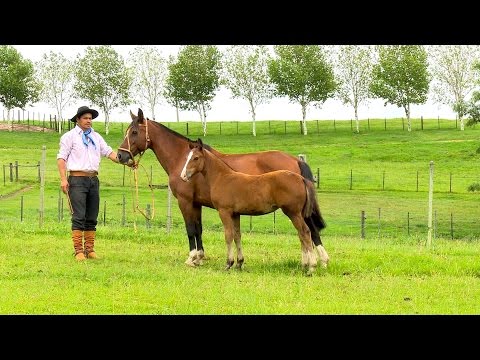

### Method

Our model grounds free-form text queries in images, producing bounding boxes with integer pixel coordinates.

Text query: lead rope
[120,120,155,231]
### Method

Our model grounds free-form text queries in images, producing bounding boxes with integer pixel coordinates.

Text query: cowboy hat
[70,106,99,122]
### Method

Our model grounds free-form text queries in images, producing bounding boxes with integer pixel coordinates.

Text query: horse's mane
[148,119,214,152]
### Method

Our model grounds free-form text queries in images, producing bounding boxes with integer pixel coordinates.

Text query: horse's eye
[132,130,137,135]
[193,156,199,161]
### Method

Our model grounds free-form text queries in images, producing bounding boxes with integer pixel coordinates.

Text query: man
[57,106,119,261]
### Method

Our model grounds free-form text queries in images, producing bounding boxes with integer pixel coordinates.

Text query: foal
[180,139,323,275]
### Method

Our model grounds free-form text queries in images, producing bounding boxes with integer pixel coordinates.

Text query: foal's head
[180,139,205,182]
[117,108,151,166]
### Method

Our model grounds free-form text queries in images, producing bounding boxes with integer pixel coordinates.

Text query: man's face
[77,113,93,130]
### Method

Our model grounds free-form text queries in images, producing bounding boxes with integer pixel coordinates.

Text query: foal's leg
[289,213,317,276]
[219,210,235,270]
[232,214,244,269]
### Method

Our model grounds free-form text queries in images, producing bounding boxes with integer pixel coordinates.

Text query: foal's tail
[302,178,326,231]
[298,159,315,182]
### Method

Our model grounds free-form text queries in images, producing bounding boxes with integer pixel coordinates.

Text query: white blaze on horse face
[180,150,194,181]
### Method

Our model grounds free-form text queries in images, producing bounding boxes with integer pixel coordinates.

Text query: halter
[118,118,151,165]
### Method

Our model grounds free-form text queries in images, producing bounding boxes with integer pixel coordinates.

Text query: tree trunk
[7,108,12,132]
[406,104,411,132]
[176,106,179,122]
[354,105,359,133]
[459,115,465,131]
[105,112,110,135]
[56,107,63,133]
[301,104,308,135]
[250,101,256,137]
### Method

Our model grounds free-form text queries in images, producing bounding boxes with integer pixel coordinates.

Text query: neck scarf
[82,128,96,149]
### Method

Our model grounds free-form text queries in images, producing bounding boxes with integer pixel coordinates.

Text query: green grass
[1,117,480,314]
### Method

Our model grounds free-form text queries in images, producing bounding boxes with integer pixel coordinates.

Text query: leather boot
[84,230,98,259]
[72,229,86,261]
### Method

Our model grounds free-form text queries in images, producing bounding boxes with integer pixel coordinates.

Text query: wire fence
[1,161,479,241]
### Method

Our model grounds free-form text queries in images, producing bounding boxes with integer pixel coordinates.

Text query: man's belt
[69,171,98,177]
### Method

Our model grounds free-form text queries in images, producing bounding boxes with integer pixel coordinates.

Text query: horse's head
[117,108,151,166]
[180,138,205,182]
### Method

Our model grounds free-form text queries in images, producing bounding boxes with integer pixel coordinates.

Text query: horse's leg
[178,200,203,267]
[288,213,317,276]
[305,216,329,268]
[219,210,235,270]
[232,214,244,269]
[193,206,206,265]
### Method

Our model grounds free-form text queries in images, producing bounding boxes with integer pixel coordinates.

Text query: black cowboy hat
[70,106,99,122]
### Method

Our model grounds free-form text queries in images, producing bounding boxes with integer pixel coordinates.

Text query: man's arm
[57,158,69,194]
[108,151,119,163]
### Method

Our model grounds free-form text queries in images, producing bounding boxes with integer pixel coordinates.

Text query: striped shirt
[57,125,113,173]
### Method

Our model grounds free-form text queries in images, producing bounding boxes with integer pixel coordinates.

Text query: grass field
[0,117,479,314]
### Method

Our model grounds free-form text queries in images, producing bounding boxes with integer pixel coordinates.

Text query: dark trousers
[68,176,100,231]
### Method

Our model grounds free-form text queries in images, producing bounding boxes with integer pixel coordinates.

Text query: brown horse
[180,139,322,275]
[117,109,329,267]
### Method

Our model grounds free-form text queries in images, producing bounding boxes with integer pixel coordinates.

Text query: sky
[7,45,457,123]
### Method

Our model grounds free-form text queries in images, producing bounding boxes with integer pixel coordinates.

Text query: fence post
[361,210,366,239]
[37,161,41,182]
[146,204,151,229]
[122,194,126,226]
[367,118,370,130]
[9,162,13,182]
[421,116,424,130]
[407,212,410,236]
[21,195,24,222]
[378,208,381,239]
[166,185,172,233]
[15,160,18,181]
[450,213,454,240]
[273,211,276,234]
[427,161,434,248]
[382,171,385,190]
[350,169,353,190]
[39,145,46,227]
[316,168,320,189]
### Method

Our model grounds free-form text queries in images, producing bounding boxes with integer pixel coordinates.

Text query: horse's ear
[130,110,135,119]
[188,141,195,150]
[197,138,203,148]
[138,108,144,122]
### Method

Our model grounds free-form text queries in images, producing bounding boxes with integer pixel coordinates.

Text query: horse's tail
[298,158,315,182]
[302,178,326,231]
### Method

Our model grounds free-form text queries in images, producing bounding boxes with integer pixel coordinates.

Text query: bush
[467,182,480,192]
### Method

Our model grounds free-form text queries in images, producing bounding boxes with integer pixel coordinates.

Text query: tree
[268,45,336,135]
[370,45,430,132]
[428,45,480,131]
[165,45,222,136]
[335,45,374,133]
[73,45,132,135]
[164,54,182,122]
[35,51,75,133]
[0,45,40,131]
[221,45,273,136]
[127,46,167,120]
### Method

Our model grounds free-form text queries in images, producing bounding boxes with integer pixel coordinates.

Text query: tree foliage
[73,45,132,134]
[35,51,75,132]
[428,45,480,131]
[0,45,40,130]
[370,45,430,132]
[165,45,222,136]
[268,45,336,135]
[335,45,373,133]
[221,45,273,136]
[127,46,167,120]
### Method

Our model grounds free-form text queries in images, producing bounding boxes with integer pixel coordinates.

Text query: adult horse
[180,139,322,275]
[117,109,329,267]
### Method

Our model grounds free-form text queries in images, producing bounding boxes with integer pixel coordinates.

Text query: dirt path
[0,185,34,200]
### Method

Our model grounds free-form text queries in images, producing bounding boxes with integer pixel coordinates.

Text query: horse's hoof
[185,258,197,267]
[193,258,204,266]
